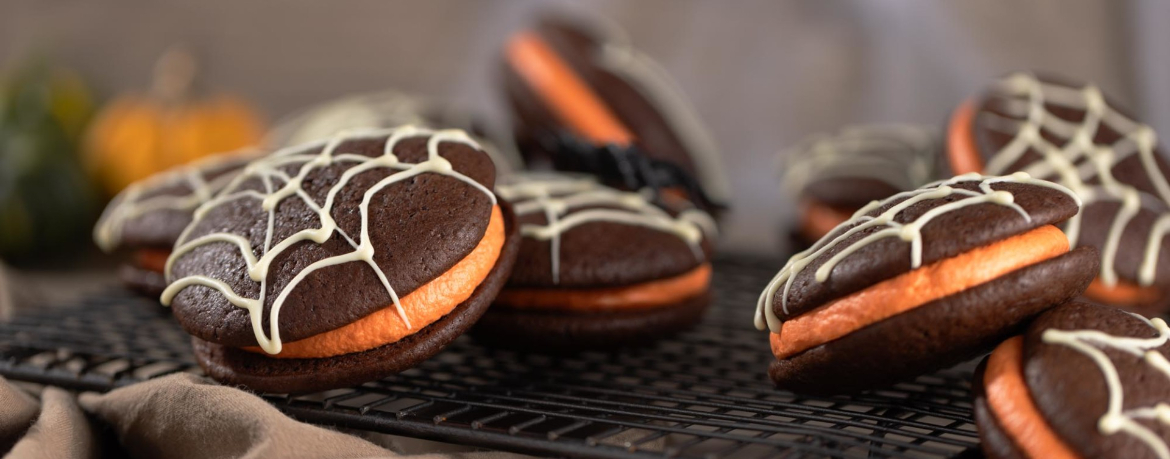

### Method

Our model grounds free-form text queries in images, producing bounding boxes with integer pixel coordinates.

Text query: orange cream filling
[984,337,1080,458]
[506,32,633,146]
[1085,279,1163,307]
[770,225,1068,360]
[799,199,855,241]
[496,263,711,312]
[135,248,171,273]
[244,205,505,359]
[946,99,985,175]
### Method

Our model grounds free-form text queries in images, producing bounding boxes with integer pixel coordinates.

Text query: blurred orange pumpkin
[83,47,265,195]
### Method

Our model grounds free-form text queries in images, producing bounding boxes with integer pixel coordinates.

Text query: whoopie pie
[782,124,939,243]
[947,72,1170,316]
[473,172,716,351]
[756,173,1098,394]
[93,151,257,297]
[502,15,730,207]
[162,125,519,393]
[267,90,522,173]
[975,301,1170,459]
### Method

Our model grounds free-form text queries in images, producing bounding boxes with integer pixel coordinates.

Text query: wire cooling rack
[0,257,981,459]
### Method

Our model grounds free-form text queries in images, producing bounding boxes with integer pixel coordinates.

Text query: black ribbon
[539,131,727,213]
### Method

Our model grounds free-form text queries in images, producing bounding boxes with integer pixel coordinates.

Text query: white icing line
[981,72,1170,287]
[92,150,256,253]
[496,173,713,285]
[1042,315,1170,459]
[161,125,495,355]
[754,173,1077,332]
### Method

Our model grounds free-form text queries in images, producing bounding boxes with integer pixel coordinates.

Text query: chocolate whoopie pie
[782,125,939,243]
[472,172,716,351]
[755,173,1099,394]
[502,16,730,207]
[974,301,1170,459]
[947,72,1170,316]
[267,90,522,173]
[93,151,257,297]
[161,126,519,393]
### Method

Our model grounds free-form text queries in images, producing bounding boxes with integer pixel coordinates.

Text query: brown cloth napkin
[2,382,96,459]
[1,374,524,459]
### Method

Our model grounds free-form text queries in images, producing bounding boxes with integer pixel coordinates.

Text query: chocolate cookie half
[472,172,716,351]
[162,126,519,393]
[502,16,730,207]
[93,151,257,297]
[782,124,939,243]
[947,72,1170,316]
[755,173,1097,394]
[975,301,1170,459]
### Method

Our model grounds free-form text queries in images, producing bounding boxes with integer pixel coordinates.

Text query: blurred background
[2,0,1169,261]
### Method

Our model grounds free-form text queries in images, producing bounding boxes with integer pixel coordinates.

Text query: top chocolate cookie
[162,126,499,354]
[756,173,1080,331]
[1024,302,1170,458]
[94,151,257,252]
[954,73,1170,311]
[496,172,715,288]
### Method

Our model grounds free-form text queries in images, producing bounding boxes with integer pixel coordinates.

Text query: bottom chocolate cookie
[472,291,711,352]
[769,247,1098,394]
[118,263,167,299]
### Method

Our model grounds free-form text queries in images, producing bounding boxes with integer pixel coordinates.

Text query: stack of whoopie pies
[83,11,1170,454]
[87,12,729,395]
[770,71,1170,456]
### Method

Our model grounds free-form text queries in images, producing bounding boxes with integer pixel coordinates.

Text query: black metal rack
[0,257,981,458]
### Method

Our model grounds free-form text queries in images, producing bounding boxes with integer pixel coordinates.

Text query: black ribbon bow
[540,131,727,213]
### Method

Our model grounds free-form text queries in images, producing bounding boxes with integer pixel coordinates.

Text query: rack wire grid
[0,256,982,459]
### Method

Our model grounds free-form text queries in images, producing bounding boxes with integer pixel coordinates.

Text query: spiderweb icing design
[495,172,715,285]
[161,125,496,355]
[1043,314,1170,458]
[93,150,258,252]
[978,73,1170,287]
[754,172,1078,332]
[782,125,938,199]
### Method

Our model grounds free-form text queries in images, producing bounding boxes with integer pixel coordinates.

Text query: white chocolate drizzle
[161,125,496,355]
[754,172,1078,332]
[93,150,258,253]
[781,125,938,198]
[495,172,714,284]
[979,73,1170,287]
[1042,314,1170,458]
